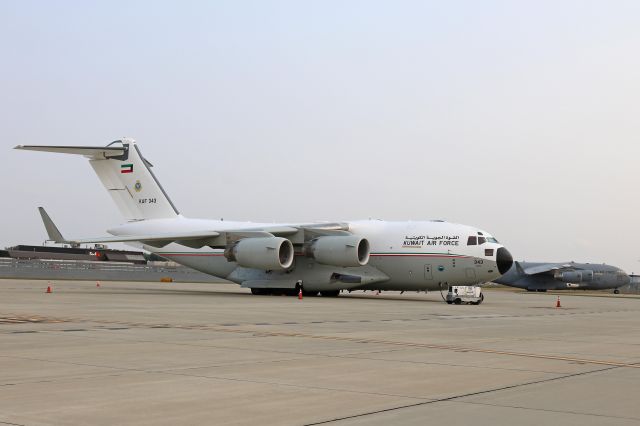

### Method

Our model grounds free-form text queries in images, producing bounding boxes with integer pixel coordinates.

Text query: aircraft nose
[496,247,513,275]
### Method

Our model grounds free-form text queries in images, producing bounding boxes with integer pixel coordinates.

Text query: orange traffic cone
[96,281,101,288]
[298,288,303,300]
[556,296,561,308]
[46,283,52,294]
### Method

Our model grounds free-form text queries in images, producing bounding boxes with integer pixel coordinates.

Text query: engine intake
[554,270,593,283]
[305,236,370,267]
[226,237,294,270]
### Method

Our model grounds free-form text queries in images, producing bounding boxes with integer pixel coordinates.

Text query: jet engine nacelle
[226,237,294,270]
[554,270,593,283]
[305,235,370,267]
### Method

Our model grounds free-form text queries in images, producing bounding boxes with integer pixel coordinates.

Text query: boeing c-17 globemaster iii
[15,139,513,297]
[494,261,632,294]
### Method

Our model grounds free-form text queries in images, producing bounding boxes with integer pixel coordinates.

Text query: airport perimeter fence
[0,258,220,283]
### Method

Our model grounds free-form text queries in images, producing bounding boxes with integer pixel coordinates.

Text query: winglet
[38,207,67,243]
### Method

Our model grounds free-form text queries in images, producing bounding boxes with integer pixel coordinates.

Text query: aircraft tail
[15,139,179,221]
[514,261,525,275]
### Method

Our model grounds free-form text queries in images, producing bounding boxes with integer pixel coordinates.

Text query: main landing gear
[250,288,298,296]
[249,286,339,297]
[250,280,302,296]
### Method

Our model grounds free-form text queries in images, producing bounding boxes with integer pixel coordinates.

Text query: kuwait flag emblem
[120,164,134,174]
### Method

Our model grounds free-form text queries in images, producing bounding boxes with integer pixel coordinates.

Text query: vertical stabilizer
[89,139,179,220]
[38,207,67,243]
[16,139,179,221]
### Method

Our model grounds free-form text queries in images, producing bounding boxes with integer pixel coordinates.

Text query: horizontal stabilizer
[14,145,128,160]
[16,139,179,221]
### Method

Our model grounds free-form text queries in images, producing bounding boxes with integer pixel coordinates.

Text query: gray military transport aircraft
[16,139,513,297]
[494,261,631,294]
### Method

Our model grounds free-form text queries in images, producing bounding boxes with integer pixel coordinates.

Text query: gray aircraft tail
[38,207,67,243]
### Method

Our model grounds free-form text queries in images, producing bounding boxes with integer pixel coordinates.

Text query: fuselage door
[424,264,433,280]
[466,268,476,281]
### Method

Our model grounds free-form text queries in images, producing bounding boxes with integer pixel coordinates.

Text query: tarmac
[1,279,638,426]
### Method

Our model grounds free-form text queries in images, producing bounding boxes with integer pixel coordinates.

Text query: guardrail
[0,258,219,283]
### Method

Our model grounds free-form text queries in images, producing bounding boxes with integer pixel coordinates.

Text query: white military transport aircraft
[16,139,513,297]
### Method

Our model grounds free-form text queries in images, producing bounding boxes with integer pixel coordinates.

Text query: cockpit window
[467,236,477,245]
[478,236,486,245]
[486,237,499,243]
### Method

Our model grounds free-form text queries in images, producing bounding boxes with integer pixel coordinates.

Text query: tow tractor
[446,285,484,305]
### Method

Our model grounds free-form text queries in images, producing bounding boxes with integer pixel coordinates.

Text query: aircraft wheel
[614,289,620,294]
[320,290,340,297]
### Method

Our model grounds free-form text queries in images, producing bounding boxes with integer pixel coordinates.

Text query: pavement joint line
[181,340,572,374]
[303,364,625,425]
[0,420,26,426]
[212,331,640,369]
[2,307,640,327]
[152,356,311,373]
[1,329,610,377]
[154,345,587,376]
[0,372,136,388]
[151,369,436,401]
[452,399,640,422]
[0,354,434,401]
[3,314,640,369]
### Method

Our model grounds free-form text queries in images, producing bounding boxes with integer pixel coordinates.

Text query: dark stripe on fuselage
[158,252,473,259]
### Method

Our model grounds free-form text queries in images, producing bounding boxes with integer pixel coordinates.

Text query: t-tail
[14,138,179,221]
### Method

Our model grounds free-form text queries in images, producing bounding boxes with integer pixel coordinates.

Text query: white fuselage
[109,217,508,292]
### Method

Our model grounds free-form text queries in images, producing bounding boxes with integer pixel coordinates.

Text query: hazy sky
[2,1,640,272]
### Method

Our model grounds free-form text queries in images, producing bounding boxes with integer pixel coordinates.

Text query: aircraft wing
[522,263,576,275]
[74,223,349,249]
[64,231,223,248]
[38,206,350,249]
[39,206,224,247]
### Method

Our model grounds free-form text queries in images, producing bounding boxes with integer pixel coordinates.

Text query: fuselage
[110,217,513,292]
